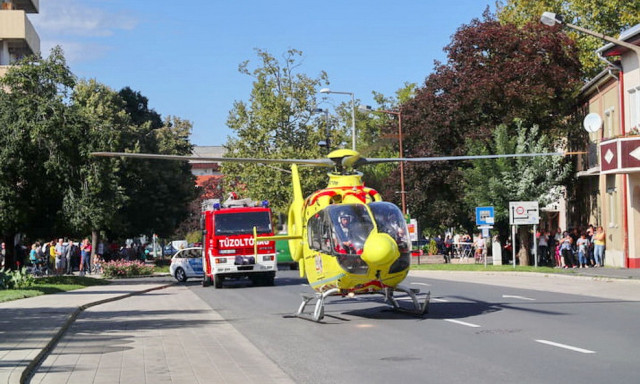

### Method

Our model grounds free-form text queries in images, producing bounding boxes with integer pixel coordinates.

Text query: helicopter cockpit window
[369,202,410,250]
[369,202,411,273]
[307,211,332,253]
[328,204,374,256]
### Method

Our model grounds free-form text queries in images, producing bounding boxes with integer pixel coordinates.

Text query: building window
[606,174,616,228]
[629,87,640,131]
[604,107,614,138]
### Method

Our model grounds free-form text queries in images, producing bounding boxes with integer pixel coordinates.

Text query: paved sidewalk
[0,278,293,384]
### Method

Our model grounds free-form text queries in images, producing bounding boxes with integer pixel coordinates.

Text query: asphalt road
[191,270,640,384]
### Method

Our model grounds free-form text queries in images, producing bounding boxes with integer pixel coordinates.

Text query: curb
[20,282,175,384]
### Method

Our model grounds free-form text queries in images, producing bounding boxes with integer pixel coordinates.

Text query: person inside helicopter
[334,212,357,253]
[370,202,410,252]
[329,206,373,256]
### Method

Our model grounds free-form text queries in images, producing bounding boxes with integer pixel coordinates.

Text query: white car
[170,247,204,282]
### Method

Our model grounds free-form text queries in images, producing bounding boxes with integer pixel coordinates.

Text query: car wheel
[214,275,224,289]
[175,267,187,282]
[202,275,212,287]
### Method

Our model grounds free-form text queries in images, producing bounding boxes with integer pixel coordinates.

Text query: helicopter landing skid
[383,285,430,316]
[296,288,340,322]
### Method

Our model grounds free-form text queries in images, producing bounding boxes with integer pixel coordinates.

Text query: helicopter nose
[360,232,399,267]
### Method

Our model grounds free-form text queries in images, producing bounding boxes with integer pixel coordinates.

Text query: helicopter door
[307,210,333,254]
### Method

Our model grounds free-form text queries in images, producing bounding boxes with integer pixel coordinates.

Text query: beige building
[579,24,640,268]
[0,0,39,77]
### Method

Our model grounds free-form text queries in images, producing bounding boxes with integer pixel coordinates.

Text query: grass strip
[0,275,110,303]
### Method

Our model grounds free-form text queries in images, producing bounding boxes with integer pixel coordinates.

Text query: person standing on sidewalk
[593,226,606,267]
[54,238,67,275]
[576,232,590,268]
[65,240,78,274]
[560,232,574,268]
[80,238,91,276]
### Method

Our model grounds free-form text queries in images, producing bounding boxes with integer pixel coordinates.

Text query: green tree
[400,14,581,235]
[117,113,198,238]
[356,85,416,201]
[64,79,129,249]
[462,122,572,265]
[0,47,78,269]
[496,0,640,78]
[223,49,331,211]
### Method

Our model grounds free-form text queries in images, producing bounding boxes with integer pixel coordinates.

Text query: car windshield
[214,211,272,235]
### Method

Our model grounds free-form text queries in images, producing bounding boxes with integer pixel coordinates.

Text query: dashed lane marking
[411,282,431,287]
[444,319,481,328]
[431,298,449,302]
[535,339,596,354]
[502,295,536,301]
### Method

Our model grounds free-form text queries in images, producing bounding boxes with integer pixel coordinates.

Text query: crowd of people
[538,225,606,268]
[25,238,100,276]
[423,224,606,268]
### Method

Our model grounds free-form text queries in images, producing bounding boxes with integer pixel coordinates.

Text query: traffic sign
[475,206,495,226]
[509,201,539,225]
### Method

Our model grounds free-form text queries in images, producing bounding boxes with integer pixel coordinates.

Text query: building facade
[580,24,640,268]
[0,0,39,77]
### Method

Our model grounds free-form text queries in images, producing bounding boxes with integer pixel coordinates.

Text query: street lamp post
[319,88,356,151]
[540,12,640,56]
[359,105,406,215]
[311,108,331,151]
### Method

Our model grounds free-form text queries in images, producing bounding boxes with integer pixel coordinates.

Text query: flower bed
[102,260,154,278]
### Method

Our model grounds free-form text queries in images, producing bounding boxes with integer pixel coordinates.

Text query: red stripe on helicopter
[308,190,338,206]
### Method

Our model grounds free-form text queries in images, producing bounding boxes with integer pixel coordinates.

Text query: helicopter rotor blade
[90,152,334,167]
[355,152,572,166]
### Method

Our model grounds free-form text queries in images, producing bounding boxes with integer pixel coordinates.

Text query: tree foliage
[0,47,78,267]
[0,47,198,268]
[496,0,640,78]
[64,79,129,237]
[462,122,572,264]
[399,14,581,234]
[223,49,332,212]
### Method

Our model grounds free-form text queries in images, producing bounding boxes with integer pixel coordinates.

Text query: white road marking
[535,339,596,354]
[502,295,536,301]
[431,298,449,302]
[445,319,481,328]
[411,282,431,287]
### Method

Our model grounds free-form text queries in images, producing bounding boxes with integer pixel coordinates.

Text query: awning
[577,166,600,177]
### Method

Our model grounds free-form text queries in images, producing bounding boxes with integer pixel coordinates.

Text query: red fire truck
[201,195,277,288]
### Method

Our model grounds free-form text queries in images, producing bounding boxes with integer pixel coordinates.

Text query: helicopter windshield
[328,204,374,255]
[307,204,374,274]
[369,202,411,273]
[369,202,410,249]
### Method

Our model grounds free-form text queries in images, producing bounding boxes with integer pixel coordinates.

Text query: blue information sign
[475,206,495,226]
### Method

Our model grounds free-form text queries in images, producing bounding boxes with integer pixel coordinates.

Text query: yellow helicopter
[92,148,568,322]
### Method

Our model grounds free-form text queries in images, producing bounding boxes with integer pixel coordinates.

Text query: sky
[29,0,495,146]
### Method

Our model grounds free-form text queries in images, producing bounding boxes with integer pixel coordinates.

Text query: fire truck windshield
[214,211,272,235]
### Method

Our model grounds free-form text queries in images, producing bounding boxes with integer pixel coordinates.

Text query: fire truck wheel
[202,275,212,287]
[214,275,224,289]
[265,274,275,286]
[175,268,187,283]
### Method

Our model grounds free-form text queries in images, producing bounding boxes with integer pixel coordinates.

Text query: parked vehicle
[170,247,204,282]
[201,195,276,288]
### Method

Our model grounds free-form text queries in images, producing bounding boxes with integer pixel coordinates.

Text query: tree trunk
[91,230,98,258]
[2,233,15,270]
[517,226,531,266]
